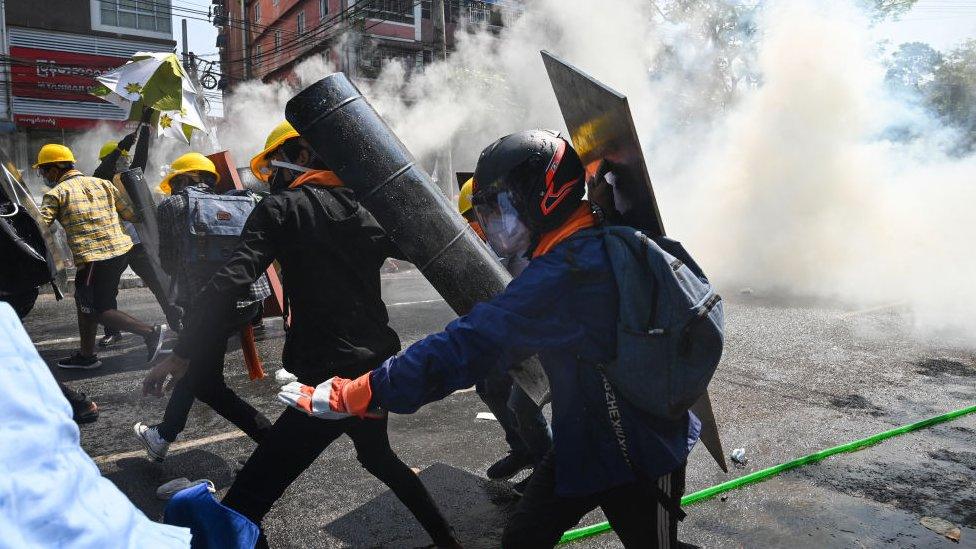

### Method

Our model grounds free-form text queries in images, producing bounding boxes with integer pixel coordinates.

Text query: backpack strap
[595,362,686,521]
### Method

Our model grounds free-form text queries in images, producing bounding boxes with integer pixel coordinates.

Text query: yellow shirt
[38,170,135,265]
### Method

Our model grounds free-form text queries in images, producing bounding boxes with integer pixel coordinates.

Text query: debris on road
[920,516,962,543]
[731,447,748,466]
[476,412,497,421]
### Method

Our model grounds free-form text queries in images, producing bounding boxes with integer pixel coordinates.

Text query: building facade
[0,0,176,172]
[216,0,513,87]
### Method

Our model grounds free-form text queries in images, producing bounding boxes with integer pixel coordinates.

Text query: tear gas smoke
[69,0,976,344]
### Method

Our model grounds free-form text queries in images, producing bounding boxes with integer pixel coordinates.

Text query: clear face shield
[473,191,532,259]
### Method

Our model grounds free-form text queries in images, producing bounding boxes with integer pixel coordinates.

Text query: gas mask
[474,191,532,260]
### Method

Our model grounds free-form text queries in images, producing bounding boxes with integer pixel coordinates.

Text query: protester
[35,143,164,369]
[142,122,460,548]
[458,177,552,494]
[134,152,273,462]
[277,131,699,548]
[0,301,190,547]
[94,114,182,346]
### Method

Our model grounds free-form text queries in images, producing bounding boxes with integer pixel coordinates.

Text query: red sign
[10,46,126,103]
[13,114,127,131]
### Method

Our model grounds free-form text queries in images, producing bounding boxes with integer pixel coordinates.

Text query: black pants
[502,451,686,548]
[156,302,271,443]
[223,408,455,547]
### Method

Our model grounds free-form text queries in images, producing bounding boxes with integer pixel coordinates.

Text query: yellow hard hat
[98,140,119,160]
[458,177,474,216]
[33,144,75,168]
[250,121,301,182]
[159,152,220,195]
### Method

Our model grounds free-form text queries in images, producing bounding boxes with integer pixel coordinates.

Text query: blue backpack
[182,186,255,277]
[585,226,724,420]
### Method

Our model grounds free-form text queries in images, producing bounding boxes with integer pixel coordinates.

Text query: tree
[929,40,976,151]
[886,42,942,93]
[867,0,920,20]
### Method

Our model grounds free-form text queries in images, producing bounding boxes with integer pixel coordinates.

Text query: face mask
[475,191,532,259]
[268,156,311,192]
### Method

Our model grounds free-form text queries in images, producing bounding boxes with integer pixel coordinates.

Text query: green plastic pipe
[559,404,976,544]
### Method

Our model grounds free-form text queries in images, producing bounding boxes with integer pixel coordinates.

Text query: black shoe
[57,352,102,370]
[511,474,532,497]
[486,452,533,480]
[144,324,165,363]
[98,332,124,348]
[71,396,99,424]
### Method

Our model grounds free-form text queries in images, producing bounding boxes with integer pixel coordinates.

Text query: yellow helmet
[33,144,76,168]
[159,152,221,195]
[458,177,474,217]
[98,140,120,160]
[250,121,301,182]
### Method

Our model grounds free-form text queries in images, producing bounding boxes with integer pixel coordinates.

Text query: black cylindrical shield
[286,73,512,314]
[119,168,171,302]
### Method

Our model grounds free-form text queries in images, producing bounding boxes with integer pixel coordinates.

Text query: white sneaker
[133,422,170,462]
[156,478,215,500]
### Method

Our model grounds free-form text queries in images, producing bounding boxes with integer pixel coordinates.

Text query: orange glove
[277,373,382,419]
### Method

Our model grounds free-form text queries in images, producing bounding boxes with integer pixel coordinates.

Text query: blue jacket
[370,232,700,497]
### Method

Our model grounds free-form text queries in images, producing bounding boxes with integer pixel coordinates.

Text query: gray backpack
[582,226,725,420]
[182,186,255,278]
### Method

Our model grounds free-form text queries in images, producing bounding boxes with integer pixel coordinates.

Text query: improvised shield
[285,73,550,406]
[0,148,69,298]
[542,50,728,473]
[207,150,286,321]
[118,168,172,304]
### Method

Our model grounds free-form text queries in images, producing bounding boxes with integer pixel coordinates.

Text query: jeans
[156,302,271,443]
[223,409,455,547]
[476,367,552,462]
[502,451,686,548]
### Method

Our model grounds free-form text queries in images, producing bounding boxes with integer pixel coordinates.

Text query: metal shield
[0,147,69,297]
[542,50,728,472]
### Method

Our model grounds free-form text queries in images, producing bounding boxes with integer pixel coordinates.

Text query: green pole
[559,404,976,544]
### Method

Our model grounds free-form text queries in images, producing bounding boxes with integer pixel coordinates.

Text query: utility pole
[431,0,452,196]
[240,0,251,79]
[432,0,447,61]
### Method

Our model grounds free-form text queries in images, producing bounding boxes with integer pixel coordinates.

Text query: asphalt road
[21,271,976,548]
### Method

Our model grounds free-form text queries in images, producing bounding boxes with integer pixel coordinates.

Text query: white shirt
[0,303,190,548]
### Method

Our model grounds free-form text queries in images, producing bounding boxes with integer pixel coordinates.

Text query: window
[255,44,263,67]
[363,0,414,24]
[274,30,282,50]
[421,0,430,19]
[272,0,278,6]
[95,0,172,35]
[319,0,328,20]
[254,1,261,23]
[297,10,306,34]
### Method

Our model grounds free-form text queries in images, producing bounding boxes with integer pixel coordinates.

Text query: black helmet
[472,130,585,235]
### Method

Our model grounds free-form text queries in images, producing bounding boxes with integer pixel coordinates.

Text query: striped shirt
[38,170,135,265]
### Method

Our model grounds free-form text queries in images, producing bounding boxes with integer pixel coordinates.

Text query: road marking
[93,430,247,465]
[387,298,444,307]
[93,386,479,466]
[33,336,79,347]
[840,301,907,318]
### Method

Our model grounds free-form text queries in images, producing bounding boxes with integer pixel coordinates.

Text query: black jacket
[176,183,402,384]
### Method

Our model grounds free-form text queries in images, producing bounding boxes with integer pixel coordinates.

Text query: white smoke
[68,0,976,342]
